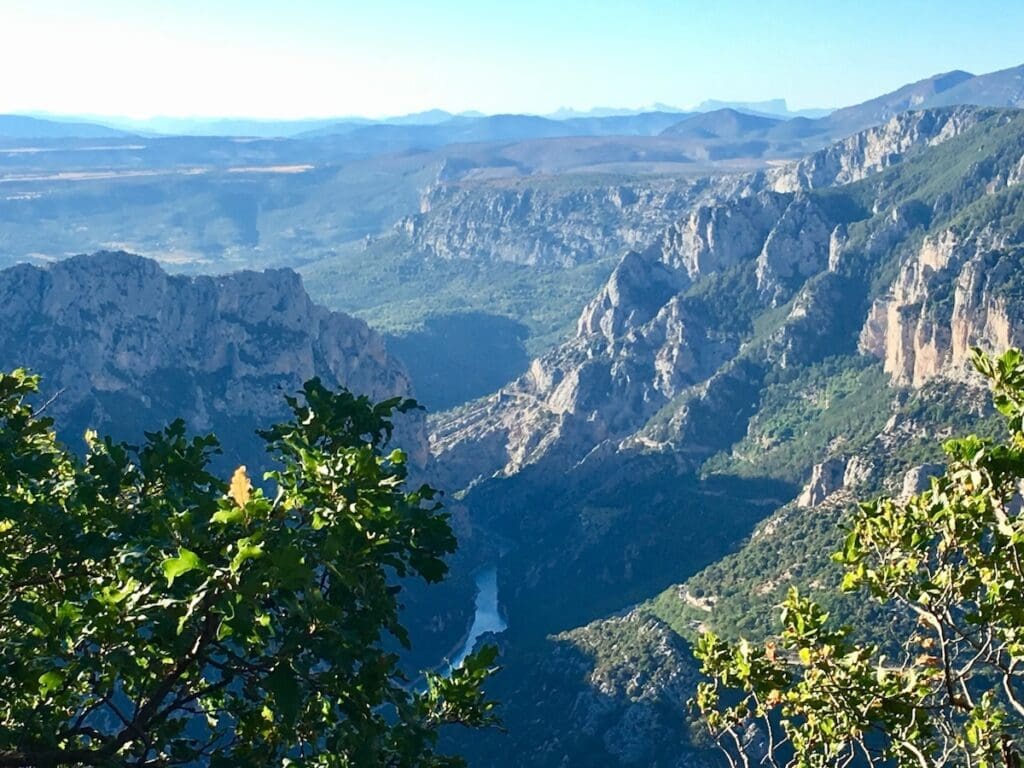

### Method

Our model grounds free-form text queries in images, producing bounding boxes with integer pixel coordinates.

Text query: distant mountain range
[5,63,1018,141]
[2,109,488,139]
[0,114,130,139]
[692,97,832,119]
[660,108,783,139]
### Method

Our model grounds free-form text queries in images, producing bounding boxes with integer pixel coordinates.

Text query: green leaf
[230,538,264,573]
[38,670,64,696]
[162,547,203,586]
[263,663,301,724]
[98,578,140,606]
[211,505,246,525]
[270,546,312,588]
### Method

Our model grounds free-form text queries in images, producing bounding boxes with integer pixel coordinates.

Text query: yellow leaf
[229,466,252,507]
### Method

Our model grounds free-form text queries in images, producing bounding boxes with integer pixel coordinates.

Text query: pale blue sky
[2,0,1022,119]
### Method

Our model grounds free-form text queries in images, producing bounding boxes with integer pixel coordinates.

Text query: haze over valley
[3,3,1024,765]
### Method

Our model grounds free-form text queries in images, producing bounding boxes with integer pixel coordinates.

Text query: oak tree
[694,349,1024,768]
[0,371,497,767]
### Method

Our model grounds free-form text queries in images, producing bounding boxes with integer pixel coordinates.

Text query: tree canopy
[694,349,1024,768]
[0,370,497,767]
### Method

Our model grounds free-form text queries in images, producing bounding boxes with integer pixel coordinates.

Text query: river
[451,566,507,668]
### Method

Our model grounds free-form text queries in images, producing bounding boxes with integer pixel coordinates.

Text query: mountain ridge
[438,105,1024,765]
[0,251,428,469]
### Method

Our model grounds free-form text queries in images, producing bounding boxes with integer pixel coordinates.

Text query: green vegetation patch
[703,356,891,484]
[301,234,619,358]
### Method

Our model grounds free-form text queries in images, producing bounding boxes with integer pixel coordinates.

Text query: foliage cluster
[694,349,1024,768]
[0,371,497,767]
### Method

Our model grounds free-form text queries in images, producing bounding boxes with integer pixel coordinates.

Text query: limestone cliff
[428,108,1003,493]
[755,194,835,301]
[653,191,790,280]
[768,106,983,192]
[431,107,1024,494]
[398,173,763,269]
[398,179,698,267]
[797,457,848,507]
[859,230,1024,386]
[0,251,428,468]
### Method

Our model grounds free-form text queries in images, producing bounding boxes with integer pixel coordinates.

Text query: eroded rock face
[431,109,999,492]
[900,463,946,500]
[656,191,790,280]
[432,296,732,491]
[797,457,848,507]
[0,251,428,468]
[843,455,877,490]
[756,195,834,302]
[859,231,1024,386]
[768,107,982,192]
[577,250,686,342]
[399,178,702,267]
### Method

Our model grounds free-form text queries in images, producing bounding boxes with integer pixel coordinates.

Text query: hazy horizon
[3,0,1024,121]
[16,100,793,125]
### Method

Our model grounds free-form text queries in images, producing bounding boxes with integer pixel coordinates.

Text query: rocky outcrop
[399,178,702,267]
[577,251,686,342]
[900,463,946,499]
[655,191,790,279]
[755,194,834,301]
[0,251,428,468]
[843,455,877,490]
[859,230,1024,386]
[797,457,848,507]
[431,109,1011,492]
[432,296,732,490]
[769,107,983,192]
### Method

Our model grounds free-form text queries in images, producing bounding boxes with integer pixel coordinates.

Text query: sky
[2,0,1023,120]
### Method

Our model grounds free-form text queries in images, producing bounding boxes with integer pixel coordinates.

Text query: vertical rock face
[859,231,1024,386]
[656,191,791,279]
[0,251,428,468]
[431,107,1017,492]
[399,179,702,267]
[768,107,983,192]
[797,457,848,507]
[755,194,834,301]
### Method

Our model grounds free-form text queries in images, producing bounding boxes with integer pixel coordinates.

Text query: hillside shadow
[464,454,799,639]
[386,311,530,411]
[446,625,714,767]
